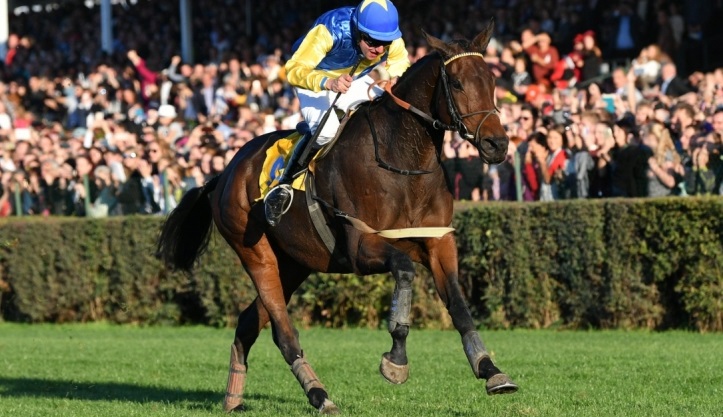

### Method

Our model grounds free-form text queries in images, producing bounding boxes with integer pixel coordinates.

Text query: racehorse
[157,21,517,414]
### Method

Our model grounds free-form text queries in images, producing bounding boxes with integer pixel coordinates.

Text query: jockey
[264,0,411,226]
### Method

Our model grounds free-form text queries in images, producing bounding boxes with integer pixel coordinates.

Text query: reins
[365,104,439,175]
[366,51,499,176]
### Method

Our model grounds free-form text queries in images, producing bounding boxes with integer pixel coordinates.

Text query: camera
[201,134,217,148]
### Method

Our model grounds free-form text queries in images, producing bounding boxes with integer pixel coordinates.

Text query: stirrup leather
[264,184,294,226]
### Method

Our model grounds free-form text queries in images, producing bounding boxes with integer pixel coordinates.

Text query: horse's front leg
[425,234,518,394]
[356,233,414,384]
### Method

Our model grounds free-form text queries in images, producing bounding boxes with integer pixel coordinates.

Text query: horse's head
[424,21,509,164]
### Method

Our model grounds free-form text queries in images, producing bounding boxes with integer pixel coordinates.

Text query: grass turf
[0,324,721,417]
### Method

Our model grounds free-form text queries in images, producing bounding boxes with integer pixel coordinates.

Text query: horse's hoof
[319,398,340,415]
[223,402,245,413]
[486,373,519,395]
[380,353,409,384]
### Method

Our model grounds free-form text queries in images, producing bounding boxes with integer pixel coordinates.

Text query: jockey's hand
[327,74,352,93]
[389,77,400,87]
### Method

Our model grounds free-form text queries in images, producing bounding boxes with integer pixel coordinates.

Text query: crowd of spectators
[0,0,722,217]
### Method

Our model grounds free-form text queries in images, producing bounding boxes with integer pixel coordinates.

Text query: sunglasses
[361,33,391,48]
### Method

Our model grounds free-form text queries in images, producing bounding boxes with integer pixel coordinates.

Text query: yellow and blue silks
[258,132,308,201]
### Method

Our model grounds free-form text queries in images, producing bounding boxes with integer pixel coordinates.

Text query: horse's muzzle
[478,136,509,165]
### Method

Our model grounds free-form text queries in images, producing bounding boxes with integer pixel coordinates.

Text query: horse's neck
[369,100,444,176]
[372,67,445,171]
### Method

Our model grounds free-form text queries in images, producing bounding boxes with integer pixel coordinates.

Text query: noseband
[382,52,499,141]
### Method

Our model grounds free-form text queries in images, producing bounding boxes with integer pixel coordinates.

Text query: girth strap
[305,172,350,268]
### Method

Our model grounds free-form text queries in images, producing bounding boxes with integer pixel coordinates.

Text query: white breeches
[294,74,384,145]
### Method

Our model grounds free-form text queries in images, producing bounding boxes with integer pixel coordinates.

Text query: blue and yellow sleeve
[285,25,335,92]
[385,38,411,78]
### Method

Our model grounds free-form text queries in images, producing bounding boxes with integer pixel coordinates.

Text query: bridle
[368,51,500,175]
[438,52,500,140]
[382,51,500,141]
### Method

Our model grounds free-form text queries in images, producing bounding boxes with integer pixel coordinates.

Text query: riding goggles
[361,32,392,48]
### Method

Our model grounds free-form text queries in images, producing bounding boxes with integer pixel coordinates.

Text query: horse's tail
[156,176,220,272]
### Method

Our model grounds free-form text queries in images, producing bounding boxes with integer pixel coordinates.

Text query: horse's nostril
[485,137,503,151]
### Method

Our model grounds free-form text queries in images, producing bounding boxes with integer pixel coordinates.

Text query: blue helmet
[355,0,402,42]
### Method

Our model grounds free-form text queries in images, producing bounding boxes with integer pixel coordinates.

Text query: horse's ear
[472,18,496,52]
[422,30,454,59]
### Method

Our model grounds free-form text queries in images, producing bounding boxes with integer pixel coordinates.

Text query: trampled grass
[0,324,721,417]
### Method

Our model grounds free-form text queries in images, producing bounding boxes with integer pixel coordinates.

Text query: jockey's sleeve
[385,39,411,78]
[285,25,335,92]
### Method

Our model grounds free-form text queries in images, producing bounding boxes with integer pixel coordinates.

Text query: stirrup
[264,184,294,226]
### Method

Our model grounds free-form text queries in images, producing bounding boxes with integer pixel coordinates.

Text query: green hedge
[1,197,721,331]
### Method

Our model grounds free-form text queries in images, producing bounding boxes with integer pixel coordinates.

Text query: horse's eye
[450,78,463,90]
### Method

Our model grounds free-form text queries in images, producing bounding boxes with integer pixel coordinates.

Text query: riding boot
[264,131,317,226]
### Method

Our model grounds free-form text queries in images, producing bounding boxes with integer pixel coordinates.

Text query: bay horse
[157,21,517,414]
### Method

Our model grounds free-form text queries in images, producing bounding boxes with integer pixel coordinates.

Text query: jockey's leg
[263,129,317,227]
[265,90,335,227]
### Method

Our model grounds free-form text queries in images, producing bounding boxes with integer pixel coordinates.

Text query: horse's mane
[347,50,449,126]
[396,52,441,86]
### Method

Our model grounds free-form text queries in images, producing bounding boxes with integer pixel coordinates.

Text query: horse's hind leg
[236,242,338,414]
[223,252,312,412]
[425,234,518,395]
[224,297,266,412]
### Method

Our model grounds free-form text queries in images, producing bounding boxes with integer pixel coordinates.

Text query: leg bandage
[291,356,325,394]
[224,344,247,412]
[462,331,489,378]
[388,286,413,332]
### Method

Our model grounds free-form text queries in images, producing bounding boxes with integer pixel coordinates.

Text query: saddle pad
[258,132,307,201]
[257,107,357,201]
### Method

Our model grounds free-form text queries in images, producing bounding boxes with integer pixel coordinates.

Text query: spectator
[642,122,683,197]
[606,0,644,61]
[610,114,650,197]
[446,132,487,201]
[657,62,691,98]
[0,0,721,217]
[566,119,595,199]
[0,101,13,136]
[127,50,158,107]
[39,158,70,215]
[522,132,550,201]
[544,126,570,200]
[114,149,146,215]
[86,164,118,218]
[517,104,539,141]
[689,139,718,195]
[580,30,603,83]
[611,68,643,106]
[631,45,664,92]
[590,121,615,198]
[510,57,533,100]
[156,104,183,146]
[525,32,559,88]
[550,51,583,90]
[670,103,697,144]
